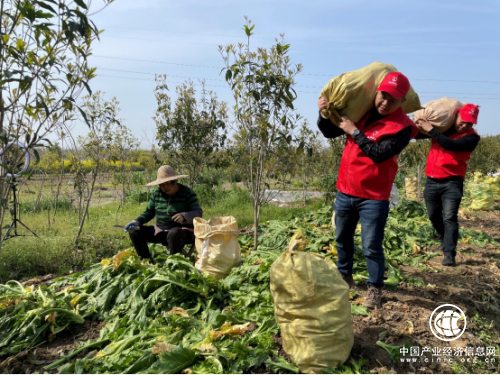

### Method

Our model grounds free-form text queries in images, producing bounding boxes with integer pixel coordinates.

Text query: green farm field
[1,179,500,374]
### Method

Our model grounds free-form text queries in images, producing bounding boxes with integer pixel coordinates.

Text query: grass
[18,197,73,214]
[0,185,325,282]
[198,185,324,228]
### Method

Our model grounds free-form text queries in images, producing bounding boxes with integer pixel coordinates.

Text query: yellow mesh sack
[194,216,241,280]
[484,176,500,201]
[270,235,353,373]
[473,172,484,183]
[320,61,422,126]
[469,183,494,211]
[405,176,418,200]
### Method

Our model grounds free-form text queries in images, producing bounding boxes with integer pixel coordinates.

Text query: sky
[76,0,500,148]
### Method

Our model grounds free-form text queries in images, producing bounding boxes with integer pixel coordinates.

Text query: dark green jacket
[135,184,202,230]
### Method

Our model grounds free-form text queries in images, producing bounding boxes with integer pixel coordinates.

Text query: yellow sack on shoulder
[469,182,494,211]
[413,97,464,133]
[320,61,421,126]
[194,216,241,280]
[270,232,353,374]
[405,176,418,200]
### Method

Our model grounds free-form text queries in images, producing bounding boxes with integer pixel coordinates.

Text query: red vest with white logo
[425,128,479,179]
[337,108,418,201]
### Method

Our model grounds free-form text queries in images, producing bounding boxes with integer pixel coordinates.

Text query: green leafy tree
[295,121,322,206]
[467,135,500,177]
[154,77,228,189]
[131,149,155,172]
[220,18,303,249]
[317,136,345,204]
[0,0,112,248]
[111,125,139,203]
[38,149,63,174]
[74,91,120,244]
[47,143,62,157]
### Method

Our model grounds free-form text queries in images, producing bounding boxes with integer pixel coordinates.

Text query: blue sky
[80,0,500,147]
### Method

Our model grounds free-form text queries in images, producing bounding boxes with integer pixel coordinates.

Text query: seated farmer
[124,165,202,260]
[416,104,480,267]
[317,72,419,309]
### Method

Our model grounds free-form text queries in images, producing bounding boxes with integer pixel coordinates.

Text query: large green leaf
[264,357,299,374]
[148,346,197,374]
[351,304,369,316]
[73,0,88,9]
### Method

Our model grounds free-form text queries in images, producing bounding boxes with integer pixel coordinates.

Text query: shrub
[125,189,150,204]
[318,173,338,204]
[114,171,148,186]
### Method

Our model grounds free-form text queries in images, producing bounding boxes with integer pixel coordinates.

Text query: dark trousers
[129,226,195,260]
[423,177,464,257]
[334,191,389,288]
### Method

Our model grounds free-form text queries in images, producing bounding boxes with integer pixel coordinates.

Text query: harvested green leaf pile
[1,200,498,373]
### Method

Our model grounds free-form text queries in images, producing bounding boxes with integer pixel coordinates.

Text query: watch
[352,129,360,137]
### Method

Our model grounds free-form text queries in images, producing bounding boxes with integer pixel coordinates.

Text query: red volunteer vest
[425,128,479,179]
[337,108,418,201]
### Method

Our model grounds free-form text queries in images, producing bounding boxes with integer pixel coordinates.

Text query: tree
[398,139,431,201]
[0,0,112,249]
[47,142,62,156]
[154,77,228,189]
[111,125,139,203]
[317,136,346,204]
[467,135,500,178]
[38,149,62,174]
[74,91,119,244]
[295,121,321,206]
[220,18,303,250]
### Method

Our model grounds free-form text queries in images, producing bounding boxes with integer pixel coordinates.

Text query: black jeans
[423,177,464,257]
[129,226,195,260]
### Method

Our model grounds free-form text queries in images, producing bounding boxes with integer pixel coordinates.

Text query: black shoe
[442,256,456,267]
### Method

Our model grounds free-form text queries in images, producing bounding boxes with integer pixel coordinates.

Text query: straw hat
[146,165,188,187]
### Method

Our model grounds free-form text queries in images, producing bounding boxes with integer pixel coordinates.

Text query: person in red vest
[317,72,419,309]
[416,104,480,267]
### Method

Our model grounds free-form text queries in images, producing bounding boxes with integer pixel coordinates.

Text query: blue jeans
[334,191,389,288]
[423,177,463,257]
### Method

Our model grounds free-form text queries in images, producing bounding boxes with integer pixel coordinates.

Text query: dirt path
[349,209,500,374]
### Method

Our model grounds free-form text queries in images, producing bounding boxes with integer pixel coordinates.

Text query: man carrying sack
[124,165,203,261]
[317,72,419,309]
[416,104,480,267]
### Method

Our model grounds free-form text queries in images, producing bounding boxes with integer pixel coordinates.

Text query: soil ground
[348,207,500,374]
[2,208,500,374]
